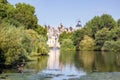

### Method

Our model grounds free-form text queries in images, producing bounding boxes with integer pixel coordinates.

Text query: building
[75,21,82,30]
[46,26,60,48]
[46,21,81,48]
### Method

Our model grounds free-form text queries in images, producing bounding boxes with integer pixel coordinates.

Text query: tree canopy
[14,3,38,29]
[0,0,48,66]
[72,14,119,51]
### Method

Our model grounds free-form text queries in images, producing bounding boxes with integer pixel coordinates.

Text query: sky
[8,0,120,28]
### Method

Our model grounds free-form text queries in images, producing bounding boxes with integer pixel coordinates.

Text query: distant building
[46,25,60,48]
[46,21,82,48]
[75,21,82,30]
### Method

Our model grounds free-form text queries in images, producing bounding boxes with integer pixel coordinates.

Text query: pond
[0,48,120,80]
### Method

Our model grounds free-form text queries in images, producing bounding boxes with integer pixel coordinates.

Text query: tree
[95,28,109,50]
[107,27,120,41]
[59,31,73,44]
[35,25,47,38]
[0,0,14,18]
[60,39,75,51]
[84,16,101,38]
[117,19,120,27]
[0,0,49,66]
[0,2,7,19]
[84,14,116,39]
[0,0,8,4]
[0,24,27,65]
[14,3,38,29]
[102,40,120,52]
[100,14,116,30]
[73,28,87,50]
[25,29,49,56]
[79,35,95,51]
[0,1,20,27]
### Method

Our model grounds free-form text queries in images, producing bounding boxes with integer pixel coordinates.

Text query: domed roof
[76,21,82,27]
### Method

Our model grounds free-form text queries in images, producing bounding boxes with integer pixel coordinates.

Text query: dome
[76,21,82,27]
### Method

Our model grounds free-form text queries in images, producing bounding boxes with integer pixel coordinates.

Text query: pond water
[0,48,120,80]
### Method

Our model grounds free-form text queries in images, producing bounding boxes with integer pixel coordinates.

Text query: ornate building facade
[46,22,82,48]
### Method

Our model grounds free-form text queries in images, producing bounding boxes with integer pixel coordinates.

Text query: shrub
[60,39,75,51]
[102,40,120,52]
[0,24,27,65]
[25,29,49,56]
[79,35,95,51]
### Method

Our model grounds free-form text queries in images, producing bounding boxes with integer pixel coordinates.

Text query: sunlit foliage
[60,39,75,51]
[102,40,120,52]
[0,23,27,65]
[80,35,95,51]
[0,0,48,66]
[73,14,118,51]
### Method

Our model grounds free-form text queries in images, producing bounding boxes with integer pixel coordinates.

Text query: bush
[25,29,49,56]
[102,40,120,52]
[60,39,75,51]
[37,41,49,55]
[25,29,39,54]
[79,35,95,51]
[59,31,73,44]
[0,24,27,65]
[73,28,87,50]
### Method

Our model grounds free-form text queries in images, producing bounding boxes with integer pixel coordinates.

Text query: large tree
[0,24,27,65]
[84,14,116,38]
[117,19,120,27]
[0,0,8,4]
[84,16,101,38]
[100,14,116,30]
[73,28,87,50]
[95,28,109,50]
[13,3,38,29]
[107,27,120,41]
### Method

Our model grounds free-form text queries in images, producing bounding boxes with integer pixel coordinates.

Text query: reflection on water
[75,51,120,73]
[1,49,120,80]
[25,56,48,73]
[40,49,86,80]
[47,49,60,70]
[75,51,95,73]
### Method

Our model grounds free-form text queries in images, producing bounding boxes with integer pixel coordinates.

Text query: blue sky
[8,0,120,28]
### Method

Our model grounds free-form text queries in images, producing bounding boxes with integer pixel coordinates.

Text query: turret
[75,20,82,30]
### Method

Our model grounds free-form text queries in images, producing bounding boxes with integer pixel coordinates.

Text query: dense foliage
[79,35,95,51]
[94,28,109,50]
[117,19,120,27]
[0,0,48,66]
[0,24,26,65]
[59,31,73,44]
[60,39,75,51]
[59,32,75,50]
[102,40,120,52]
[72,14,120,51]
[73,28,87,50]
[14,3,38,29]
